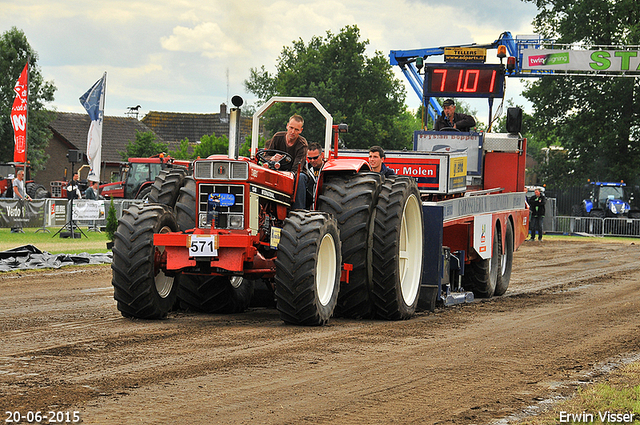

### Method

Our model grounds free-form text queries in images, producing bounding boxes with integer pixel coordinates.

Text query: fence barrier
[0,199,144,230]
[554,216,640,237]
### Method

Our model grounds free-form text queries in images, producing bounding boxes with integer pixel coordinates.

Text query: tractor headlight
[610,203,617,214]
[229,214,244,229]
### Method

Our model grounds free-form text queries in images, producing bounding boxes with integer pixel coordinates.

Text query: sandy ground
[1,238,639,424]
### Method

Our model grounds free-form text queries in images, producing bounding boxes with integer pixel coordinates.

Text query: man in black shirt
[434,99,476,132]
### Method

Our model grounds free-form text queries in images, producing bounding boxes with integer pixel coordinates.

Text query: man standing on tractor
[265,114,309,209]
[434,99,476,132]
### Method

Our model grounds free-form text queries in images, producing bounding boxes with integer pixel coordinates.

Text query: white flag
[79,73,106,183]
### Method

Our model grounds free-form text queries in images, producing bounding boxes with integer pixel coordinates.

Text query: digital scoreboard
[424,64,505,99]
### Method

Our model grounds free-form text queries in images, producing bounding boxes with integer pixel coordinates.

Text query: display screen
[425,64,505,98]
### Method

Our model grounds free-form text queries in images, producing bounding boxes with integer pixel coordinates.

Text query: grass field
[0,227,111,254]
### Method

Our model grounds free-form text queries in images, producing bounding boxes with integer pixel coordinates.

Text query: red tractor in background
[110,97,425,326]
[99,154,191,200]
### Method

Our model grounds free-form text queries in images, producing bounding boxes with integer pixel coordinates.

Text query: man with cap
[434,99,477,132]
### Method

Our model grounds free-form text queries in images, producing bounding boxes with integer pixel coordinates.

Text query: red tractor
[110,97,424,325]
[99,154,191,200]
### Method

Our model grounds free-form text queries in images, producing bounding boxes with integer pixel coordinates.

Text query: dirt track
[1,238,639,424]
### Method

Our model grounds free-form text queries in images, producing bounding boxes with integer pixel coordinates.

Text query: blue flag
[79,73,106,183]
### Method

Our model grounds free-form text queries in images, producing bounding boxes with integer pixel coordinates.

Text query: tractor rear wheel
[494,220,513,296]
[463,222,501,298]
[149,168,187,207]
[175,176,197,231]
[275,211,341,326]
[316,172,382,318]
[371,177,424,320]
[26,182,50,199]
[177,275,254,313]
[111,204,178,319]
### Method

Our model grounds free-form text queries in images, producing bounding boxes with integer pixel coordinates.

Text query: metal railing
[554,216,640,237]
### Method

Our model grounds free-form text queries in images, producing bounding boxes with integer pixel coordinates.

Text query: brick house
[41,112,161,189]
[141,103,254,146]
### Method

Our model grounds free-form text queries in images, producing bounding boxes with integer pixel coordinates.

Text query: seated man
[264,114,309,210]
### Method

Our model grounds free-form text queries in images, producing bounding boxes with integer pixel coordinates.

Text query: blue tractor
[572,181,633,218]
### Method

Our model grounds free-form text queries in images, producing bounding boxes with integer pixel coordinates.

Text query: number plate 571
[188,235,218,257]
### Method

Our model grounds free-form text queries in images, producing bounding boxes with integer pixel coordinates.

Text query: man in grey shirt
[11,169,30,232]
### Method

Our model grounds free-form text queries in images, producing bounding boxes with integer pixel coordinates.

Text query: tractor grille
[198,183,245,229]
[194,160,248,180]
[50,181,64,198]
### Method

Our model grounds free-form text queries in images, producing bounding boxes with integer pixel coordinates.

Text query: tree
[0,27,56,173]
[120,130,168,160]
[522,0,640,187]
[245,25,414,150]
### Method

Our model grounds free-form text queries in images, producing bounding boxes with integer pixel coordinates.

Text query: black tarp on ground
[0,245,112,272]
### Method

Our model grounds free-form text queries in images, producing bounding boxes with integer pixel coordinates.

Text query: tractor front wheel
[111,204,178,319]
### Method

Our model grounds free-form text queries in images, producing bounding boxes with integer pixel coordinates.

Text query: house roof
[49,112,162,163]
[141,106,253,145]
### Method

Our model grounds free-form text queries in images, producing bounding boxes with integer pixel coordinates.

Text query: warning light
[497,45,507,59]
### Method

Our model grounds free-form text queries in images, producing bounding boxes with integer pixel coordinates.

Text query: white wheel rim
[316,233,337,306]
[399,194,422,305]
[230,276,243,289]
[154,225,174,298]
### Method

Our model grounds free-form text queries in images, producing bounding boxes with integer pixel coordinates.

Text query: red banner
[11,63,28,163]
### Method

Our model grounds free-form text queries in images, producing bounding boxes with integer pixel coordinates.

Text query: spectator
[11,169,30,233]
[84,180,99,200]
[368,146,395,177]
[528,188,546,241]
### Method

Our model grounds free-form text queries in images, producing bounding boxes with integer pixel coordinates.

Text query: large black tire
[274,211,341,326]
[149,168,187,207]
[463,221,501,298]
[136,185,153,202]
[111,204,178,319]
[589,209,605,218]
[175,176,197,231]
[316,172,382,318]
[371,177,424,320]
[177,275,254,313]
[571,204,584,217]
[26,182,50,199]
[494,220,514,296]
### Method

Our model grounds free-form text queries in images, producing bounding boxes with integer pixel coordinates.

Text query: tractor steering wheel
[438,126,461,132]
[256,149,294,170]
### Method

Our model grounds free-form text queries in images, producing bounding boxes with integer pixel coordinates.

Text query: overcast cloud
[2,0,539,123]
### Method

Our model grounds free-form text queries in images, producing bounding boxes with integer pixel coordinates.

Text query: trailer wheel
[464,222,501,298]
[26,182,50,199]
[494,220,513,296]
[177,275,254,313]
[111,204,178,319]
[175,177,197,231]
[275,211,341,326]
[316,172,382,318]
[371,177,424,320]
[149,168,187,207]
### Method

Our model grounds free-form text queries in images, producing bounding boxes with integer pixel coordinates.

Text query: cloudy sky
[3,0,539,124]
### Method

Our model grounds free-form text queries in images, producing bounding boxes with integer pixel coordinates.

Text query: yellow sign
[270,226,281,249]
[444,47,487,63]
[449,156,467,178]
